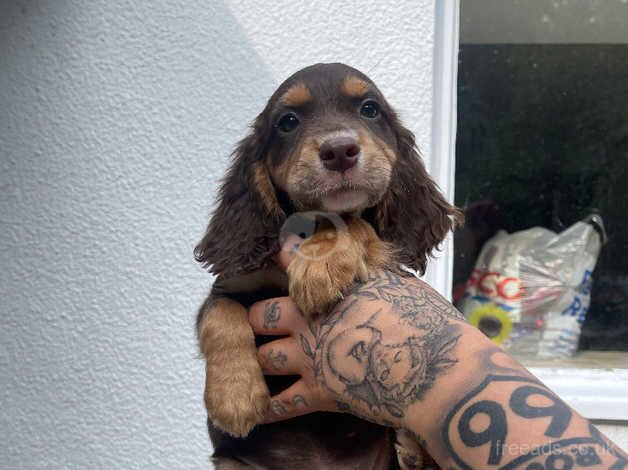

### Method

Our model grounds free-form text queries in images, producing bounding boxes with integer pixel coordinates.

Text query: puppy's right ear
[194,115,285,277]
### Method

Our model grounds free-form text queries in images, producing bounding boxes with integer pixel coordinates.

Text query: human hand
[249,237,628,469]
[248,235,466,428]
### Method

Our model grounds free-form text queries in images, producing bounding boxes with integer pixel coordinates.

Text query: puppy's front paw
[288,231,368,316]
[199,297,271,437]
[205,360,270,438]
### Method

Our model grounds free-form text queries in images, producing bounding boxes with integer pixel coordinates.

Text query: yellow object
[468,304,513,345]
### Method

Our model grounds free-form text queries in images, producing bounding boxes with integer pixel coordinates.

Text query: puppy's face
[263,64,398,213]
[196,63,461,277]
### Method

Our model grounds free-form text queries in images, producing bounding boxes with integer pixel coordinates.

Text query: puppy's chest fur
[212,266,289,304]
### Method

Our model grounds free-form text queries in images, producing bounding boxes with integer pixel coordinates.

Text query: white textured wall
[0,1,436,468]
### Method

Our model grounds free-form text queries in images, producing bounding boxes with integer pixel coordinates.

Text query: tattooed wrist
[439,367,628,469]
[418,343,628,468]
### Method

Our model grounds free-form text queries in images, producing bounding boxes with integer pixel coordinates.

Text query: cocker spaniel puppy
[195,63,461,469]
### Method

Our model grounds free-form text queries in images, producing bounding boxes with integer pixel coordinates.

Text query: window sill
[522,351,628,421]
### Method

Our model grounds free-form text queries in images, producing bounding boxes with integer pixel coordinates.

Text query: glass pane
[453,0,628,357]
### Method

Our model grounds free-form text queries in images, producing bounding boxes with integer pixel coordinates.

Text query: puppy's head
[265,64,397,214]
[196,63,462,276]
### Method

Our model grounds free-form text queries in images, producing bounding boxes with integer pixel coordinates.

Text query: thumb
[274,233,304,271]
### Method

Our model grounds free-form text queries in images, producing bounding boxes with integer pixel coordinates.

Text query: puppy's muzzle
[319,136,360,172]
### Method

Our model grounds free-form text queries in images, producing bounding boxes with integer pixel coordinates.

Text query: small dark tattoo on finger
[292,395,308,408]
[263,300,281,329]
[271,400,287,416]
[267,348,288,370]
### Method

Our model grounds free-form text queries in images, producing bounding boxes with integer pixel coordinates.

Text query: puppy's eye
[360,100,380,118]
[276,113,300,133]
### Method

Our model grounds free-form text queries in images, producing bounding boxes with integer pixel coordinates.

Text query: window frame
[430,0,628,421]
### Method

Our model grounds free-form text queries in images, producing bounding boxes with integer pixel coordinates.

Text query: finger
[257,337,302,376]
[274,233,303,271]
[263,380,316,423]
[248,297,307,336]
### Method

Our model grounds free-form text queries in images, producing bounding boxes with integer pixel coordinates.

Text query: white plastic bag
[458,216,604,358]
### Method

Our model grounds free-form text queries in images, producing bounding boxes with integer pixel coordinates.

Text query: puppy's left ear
[194,113,286,277]
[375,124,463,274]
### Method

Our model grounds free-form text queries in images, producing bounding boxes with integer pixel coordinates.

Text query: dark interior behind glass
[453,44,628,350]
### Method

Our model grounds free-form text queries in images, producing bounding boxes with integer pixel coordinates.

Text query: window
[453,1,628,360]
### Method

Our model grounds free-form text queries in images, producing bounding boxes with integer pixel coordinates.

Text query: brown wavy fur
[194,112,287,277]
[373,113,463,274]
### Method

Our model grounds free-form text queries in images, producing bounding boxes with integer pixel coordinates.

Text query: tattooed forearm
[437,347,628,469]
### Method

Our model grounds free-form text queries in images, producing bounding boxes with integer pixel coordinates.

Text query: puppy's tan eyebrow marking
[280,82,312,107]
[341,76,370,97]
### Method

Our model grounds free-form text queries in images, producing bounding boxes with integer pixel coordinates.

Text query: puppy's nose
[319,137,360,172]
